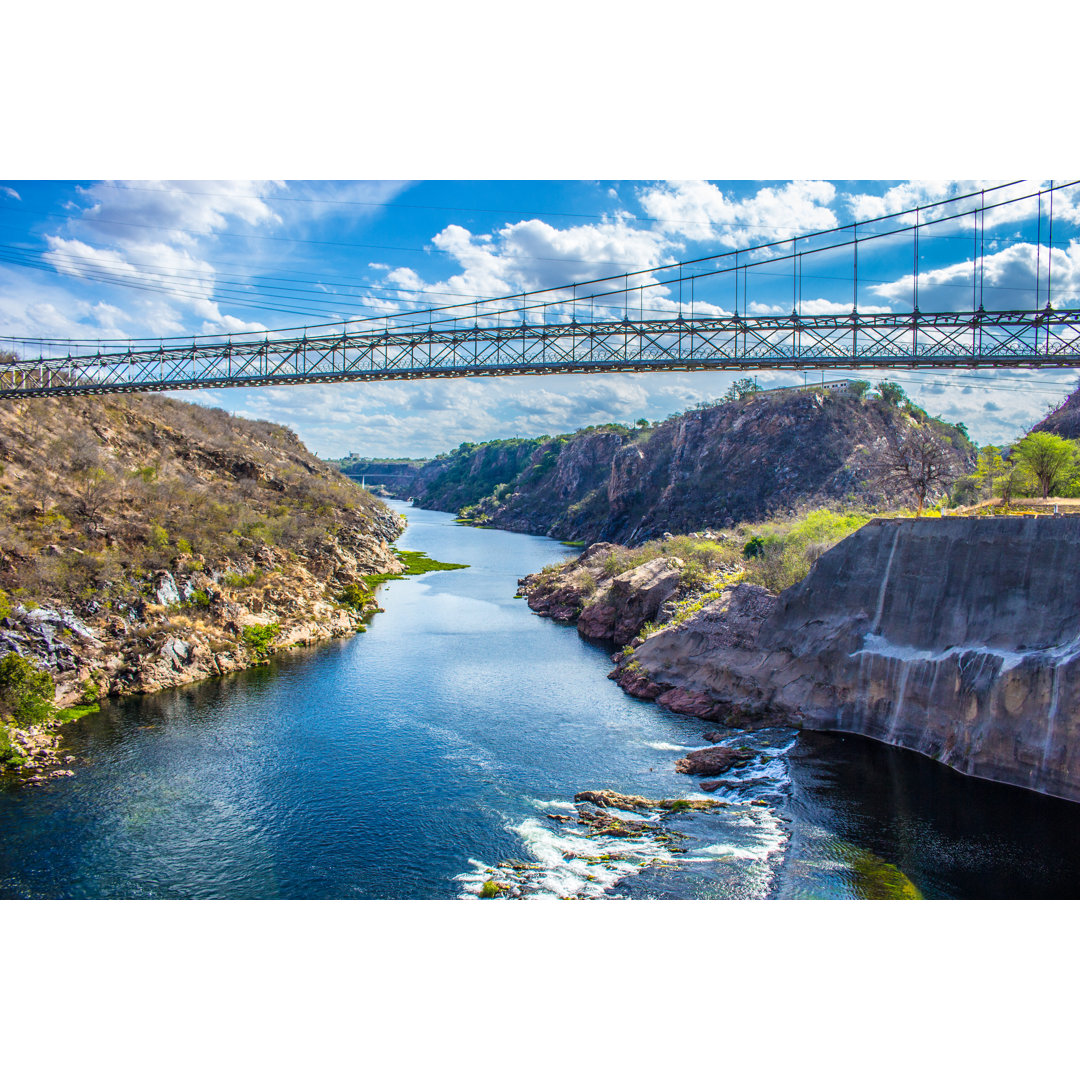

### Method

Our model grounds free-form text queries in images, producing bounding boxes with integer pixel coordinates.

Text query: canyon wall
[401,390,974,543]
[621,516,1080,802]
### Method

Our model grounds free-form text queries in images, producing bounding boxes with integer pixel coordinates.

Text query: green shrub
[224,569,261,588]
[339,582,372,610]
[739,509,871,593]
[0,588,10,621]
[0,654,55,728]
[176,537,193,555]
[185,589,211,610]
[743,536,765,558]
[148,524,169,549]
[0,723,25,767]
[241,622,280,657]
[80,677,101,704]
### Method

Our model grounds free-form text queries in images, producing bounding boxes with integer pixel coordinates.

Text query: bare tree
[877,421,963,515]
[71,466,117,530]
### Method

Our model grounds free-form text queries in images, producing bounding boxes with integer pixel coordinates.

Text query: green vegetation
[952,431,1080,508]
[1013,432,1079,498]
[422,437,547,511]
[338,582,373,611]
[0,724,25,767]
[0,654,56,728]
[738,509,873,593]
[242,622,281,657]
[55,703,100,724]
[849,849,923,899]
[396,550,469,575]
[588,508,872,597]
[224,569,262,589]
[361,548,468,592]
[479,879,501,899]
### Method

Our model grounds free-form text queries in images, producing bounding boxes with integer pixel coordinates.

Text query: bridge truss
[2,308,1080,398]
[3,180,1080,399]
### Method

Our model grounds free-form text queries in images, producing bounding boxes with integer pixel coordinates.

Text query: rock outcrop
[617,517,1080,804]
[1032,384,1080,440]
[519,542,685,645]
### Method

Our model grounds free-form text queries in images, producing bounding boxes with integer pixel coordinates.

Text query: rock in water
[674,746,756,777]
[575,789,662,812]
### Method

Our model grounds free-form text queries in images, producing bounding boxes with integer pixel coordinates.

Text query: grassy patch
[395,549,469,574]
[55,703,100,724]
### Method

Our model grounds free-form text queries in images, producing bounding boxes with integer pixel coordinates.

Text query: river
[2,500,1080,899]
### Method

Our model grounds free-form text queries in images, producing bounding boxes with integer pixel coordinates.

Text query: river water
[2,500,1080,900]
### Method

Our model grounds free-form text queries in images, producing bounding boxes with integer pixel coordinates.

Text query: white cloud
[637,180,838,247]
[748,298,893,316]
[77,180,282,243]
[871,239,1080,309]
[373,215,672,321]
[0,186,20,201]
[31,182,289,336]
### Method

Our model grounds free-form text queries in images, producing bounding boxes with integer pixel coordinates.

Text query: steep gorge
[398,388,973,542]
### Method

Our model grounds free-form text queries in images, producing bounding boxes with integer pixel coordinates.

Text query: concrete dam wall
[632,516,1080,802]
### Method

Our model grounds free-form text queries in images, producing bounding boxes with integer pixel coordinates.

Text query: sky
[3,179,1078,459]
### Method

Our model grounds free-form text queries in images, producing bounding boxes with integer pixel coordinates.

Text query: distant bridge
[3,181,1079,399]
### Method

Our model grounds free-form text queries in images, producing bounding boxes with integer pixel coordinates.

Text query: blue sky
[2,178,1079,458]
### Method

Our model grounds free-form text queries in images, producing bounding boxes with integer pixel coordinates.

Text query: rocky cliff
[401,390,973,543]
[0,392,404,781]
[1032,383,1080,440]
[611,516,1080,803]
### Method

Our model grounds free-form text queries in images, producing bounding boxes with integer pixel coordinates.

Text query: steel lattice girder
[3,309,1080,398]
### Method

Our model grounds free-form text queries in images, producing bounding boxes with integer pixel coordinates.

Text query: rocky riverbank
[521,516,1080,804]
[0,391,409,785]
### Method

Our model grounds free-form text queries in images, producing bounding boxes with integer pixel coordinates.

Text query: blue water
[3,501,1080,899]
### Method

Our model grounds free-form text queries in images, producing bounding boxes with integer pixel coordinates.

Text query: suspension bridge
[2,181,1079,399]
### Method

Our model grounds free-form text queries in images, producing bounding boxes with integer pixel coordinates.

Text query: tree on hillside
[1012,432,1079,498]
[71,465,117,530]
[876,380,907,407]
[876,420,963,514]
[722,377,758,403]
[993,461,1028,507]
[971,444,1007,501]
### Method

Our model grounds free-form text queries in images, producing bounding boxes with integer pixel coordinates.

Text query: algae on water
[848,849,923,900]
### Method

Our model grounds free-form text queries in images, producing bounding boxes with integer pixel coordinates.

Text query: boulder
[674,746,756,776]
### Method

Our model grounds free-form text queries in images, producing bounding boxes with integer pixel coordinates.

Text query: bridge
[3,181,1079,399]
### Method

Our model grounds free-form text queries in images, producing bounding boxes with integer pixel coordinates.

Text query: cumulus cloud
[30,181,287,336]
[369,215,672,322]
[637,180,839,247]
[848,179,1079,235]
[871,239,1080,310]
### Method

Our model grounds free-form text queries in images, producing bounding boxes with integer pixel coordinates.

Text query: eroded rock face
[625,517,1080,804]
[521,545,683,645]
[579,558,682,645]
